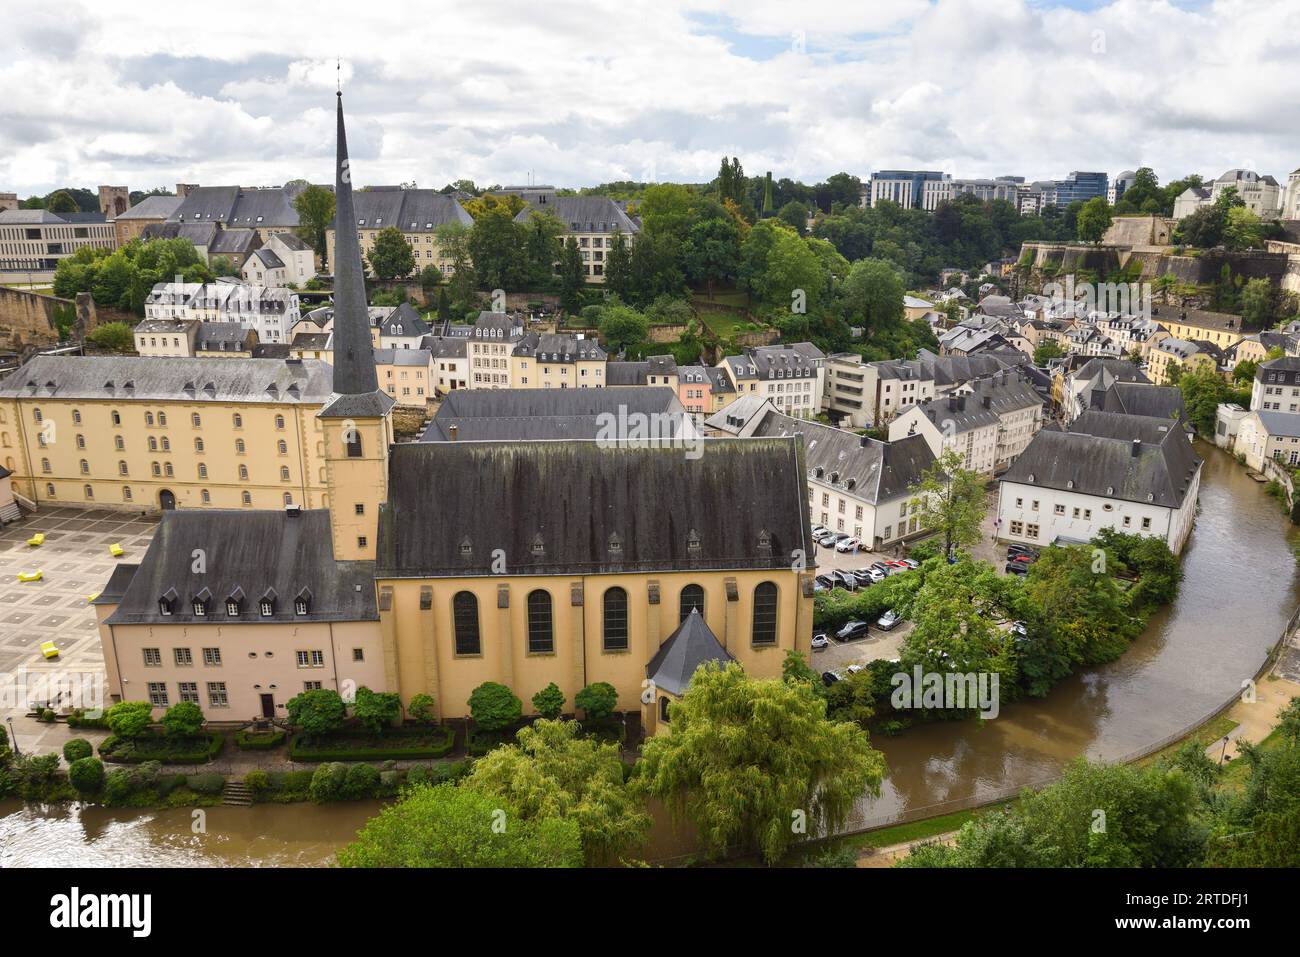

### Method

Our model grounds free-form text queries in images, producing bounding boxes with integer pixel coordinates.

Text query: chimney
[860,435,869,448]
[1131,438,1141,457]
[983,395,991,409]
[958,395,966,411]
[448,424,458,441]
[948,395,958,412]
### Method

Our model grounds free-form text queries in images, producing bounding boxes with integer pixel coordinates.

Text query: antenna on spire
[336,58,341,95]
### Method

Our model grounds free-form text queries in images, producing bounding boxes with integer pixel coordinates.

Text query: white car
[845,663,866,675]
[835,537,861,553]
[876,609,902,631]
[811,633,829,650]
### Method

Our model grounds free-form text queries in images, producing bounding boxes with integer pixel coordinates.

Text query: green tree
[682,215,741,294]
[68,756,105,795]
[62,738,93,762]
[286,688,346,737]
[352,686,402,734]
[520,209,565,286]
[532,683,566,720]
[46,190,80,214]
[604,230,633,300]
[466,718,649,862]
[598,304,649,355]
[468,681,523,733]
[468,205,526,290]
[1022,545,1138,667]
[1076,197,1113,245]
[912,449,987,560]
[292,184,336,268]
[160,700,204,738]
[1240,277,1276,328]
[105,701,154,739]
[366,226,416,280]
[841,258,905,333]
[637,661,885,863]
[1033,339,1065,364]
[574,682,619,723]
[407,693,436,725]
[1222,205,1263,251]
[86,321,135,352]
[777,200,810,236]
[1176,365,1234,434]
[558,236,584,313]
[337,784,583,867]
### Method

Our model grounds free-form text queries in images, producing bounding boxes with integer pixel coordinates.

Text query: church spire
[325,90,380,401]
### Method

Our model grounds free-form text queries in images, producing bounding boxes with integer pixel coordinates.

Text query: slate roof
[606,356,675,384]
[513,332,606,362]
[251,248,284,269]
[341,187,472,232]
[1253,410,1300,438]
[105,510,377,625]
[419,386,683,441]
[170,184,304,229]
[208,228,260,255]
[194,322,253,353]
[704,395,774,435]
[0,355,333,403]
[1091,382,1186,422]
[373,347,431,367]
[723,345,819,381]
[140,222,220,247]
[376,437,810,578]
[117,195,183,220]
[1256,356,1300,385]
[514,196,639,234]
[421,335,467,360]
[645,609,735,696]
[749,410,936,504]
[913,372,1042,435]
[1002,411,1201,509]
[93,564,140,606]
[378,302,432,338]
[1071,357,1151,387]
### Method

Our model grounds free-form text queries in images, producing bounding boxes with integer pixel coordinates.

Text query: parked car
[811,524,828,538]
[822,671,842,686]
[870,561,891,573]
[1004,561,1030,575]
[835,620,871,642]
[899,558,921,569]
[830,570,858,591]
[817,533,839,547]
[835,537,861,553]
[852,568,884,586]
[814,574,836,590]
[876,609,902,631]
[845,663,866,675]
[811,633,829,650]
[1006,544,1039,561]
[1008,554,1036,567]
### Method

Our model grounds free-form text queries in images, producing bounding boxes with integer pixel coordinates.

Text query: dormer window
[608,532,623,555]
[227,599,240,616]
[192,589,211,617]
[532,534,545,556]
[159,588,177,617]
[687,529,702,557]
[459,537,473,557]
[294,589,311,616]
[260,599,274,617]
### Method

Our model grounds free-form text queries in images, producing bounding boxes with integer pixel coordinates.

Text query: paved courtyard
[0,507,158,729]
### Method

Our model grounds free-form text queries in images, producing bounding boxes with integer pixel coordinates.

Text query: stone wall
[0,286,67,351]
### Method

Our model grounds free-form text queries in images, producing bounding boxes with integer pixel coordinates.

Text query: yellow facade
[1147,346,1215,386]
[511,355,606,389]
[1160,317,1244,352]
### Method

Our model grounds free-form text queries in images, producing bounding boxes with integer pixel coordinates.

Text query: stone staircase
[222,780,254,807]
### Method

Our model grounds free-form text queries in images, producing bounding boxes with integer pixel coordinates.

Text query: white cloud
[1,0,1298,196]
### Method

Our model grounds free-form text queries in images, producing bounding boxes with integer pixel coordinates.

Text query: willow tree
[637,661,885,864]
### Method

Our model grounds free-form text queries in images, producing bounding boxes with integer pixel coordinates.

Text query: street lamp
[5,716,19,758]
[1219,735,1231,766]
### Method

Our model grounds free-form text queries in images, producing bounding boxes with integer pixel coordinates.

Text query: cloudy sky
[2,0,1298,198]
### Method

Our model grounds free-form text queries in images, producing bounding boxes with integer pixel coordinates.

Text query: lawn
[699,310,751,339]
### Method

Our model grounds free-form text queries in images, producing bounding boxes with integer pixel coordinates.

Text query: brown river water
[2,444,1295,865]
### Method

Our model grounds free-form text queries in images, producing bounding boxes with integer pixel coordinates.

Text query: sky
[2,0,1299,198]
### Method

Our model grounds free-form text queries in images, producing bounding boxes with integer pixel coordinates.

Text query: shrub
[244,769,270,794]
[185,772,226,795]
[575,682,619,723]
[407,693,436,725]
[352,686,402,734]
[39,708,56,723]
[309,762,348,803]
[157,773,186,797]
[68,756,104,794]
[160,701,204,738]
[103,767,136,805]
[283,770,314,795]
[234,730,285,750]
[469,682,523,733]
[63,738,93,763]
[136,760,163,789]
[342,764,380,799]
[532,683,566,720]
[106,701,154,739]
[286,725,454,762]
[67,709,110,730]
[286,688,346,737]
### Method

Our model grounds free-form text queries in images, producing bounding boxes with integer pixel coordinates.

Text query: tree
[68,756,105,795]
[604,230,633,299]
[1021,545,1138,668]
[160,701,204,738]
[1033,339,1065,364]
[352,686,402,734]
[86,321,135,352]
[777,200,810,236]
[574,682,619,723]
[468,681,522,733]
[337,784,583,868]
[1176,365,1236,434]
[637,661,885,863]
[407,693,436,725]
[292,185,336,268]
[436,288,452,325]
[842,258,904,332]
[419,264,442,291]
[912,449,987,560]
[366,226,415,280]
[682,216,741,294]
[520,209,564,286]
[468,205,526,290]
[532,683,566,720]
[597,304,649,355]
[46,190,80,214]
[1222,205,1263,251]
[286,688,346,737]
[558,237,584,313]
[62,738,93,762]
[465,718,650,862]
[105,701,154,739]
[1076,197,1113,245]
[1240,277,1276,329]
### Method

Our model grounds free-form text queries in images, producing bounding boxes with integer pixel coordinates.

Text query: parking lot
[0,507,158,732]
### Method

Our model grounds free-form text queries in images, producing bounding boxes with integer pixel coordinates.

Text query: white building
[716,343,825,420]
[240,233,317,287]
[997,410,1202,554]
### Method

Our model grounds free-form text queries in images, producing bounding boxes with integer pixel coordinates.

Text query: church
[92,94,815,734]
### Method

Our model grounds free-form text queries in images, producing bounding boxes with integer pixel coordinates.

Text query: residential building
[677,365,713,415]
[167,183,309,243]
[1062,357,1151,421]
[424,336,468,394]
[241,233,317,287]
[1251,355,1300,412]
[606,355,677,391]
[512,333,607,389]
[373,302,433,350]
[716,343,825,419]
[375,348,435,407]
[512,196,639,282]
[1146,337,1219,385]
[466,311,524,388]
[324,186,473,279]
[1173,169,1283,219]
[997,410,1202,554]
[826,350,1025,428]
[194,322,257,358]
[134,319,200,358]
[1234,410,1300,470]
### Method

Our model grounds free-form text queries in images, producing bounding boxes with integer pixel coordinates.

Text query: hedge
[68,709,110,730]
[287,725,455,762]
[99,731,226,765]
[234,729,286,751]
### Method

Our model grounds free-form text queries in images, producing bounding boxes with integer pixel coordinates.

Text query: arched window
[453,591,481,655]
[283,493,293,506]
[277,439,287,454]
[122,486,132,501]
[526,590,554,653]
[751,582,778,645]
[191,412,201,427]
[238,465,248,480]
[83,484,93,499]
[79,459,89,474]
[346,430,362,458]
[72,409,81,424]
[40,458,50,473]
[679,584,705,623]
[76,434,85,449]
[33,408,43,423]
[46,483,55,497]
[602,587,628,651]
[275,414,285,430]
[233,413,243,428]
[241,491,252,505]
[151,462,161,477]
[280,466,290,481]
[118,461,128,476]
[145,412,154,426]
[195,437,204,452]
[114,436,124,450]
[201,489,211,504]
[198,463,208,479]
[161,437,170,451]
[158,412,167,426]
[148,436,157,451]
[235,438,246,454]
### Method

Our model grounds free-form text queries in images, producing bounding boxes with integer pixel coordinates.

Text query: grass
[698,310,749,338]
[1136,715,1238,768]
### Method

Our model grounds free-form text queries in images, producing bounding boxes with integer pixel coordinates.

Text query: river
[2,443,1293,864]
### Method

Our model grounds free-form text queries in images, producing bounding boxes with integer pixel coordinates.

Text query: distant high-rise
[1052,171,1109,206]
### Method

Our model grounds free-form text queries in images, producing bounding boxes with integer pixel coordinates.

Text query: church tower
[319,91,395,561]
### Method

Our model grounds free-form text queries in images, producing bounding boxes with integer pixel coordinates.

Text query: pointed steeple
[321,90,388,415]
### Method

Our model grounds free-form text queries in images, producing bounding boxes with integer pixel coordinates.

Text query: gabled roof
[514,196,639,234]
[1002,411,1201,509]
[378,302,432,338]
[117,195,183,220]
[1091,381,1186,422]
[377,438,810,578]
[646,609,735,696]
[339,187,472,232]
[512,332,606,362]
[105,510,376,625]
[420,386,683,441]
